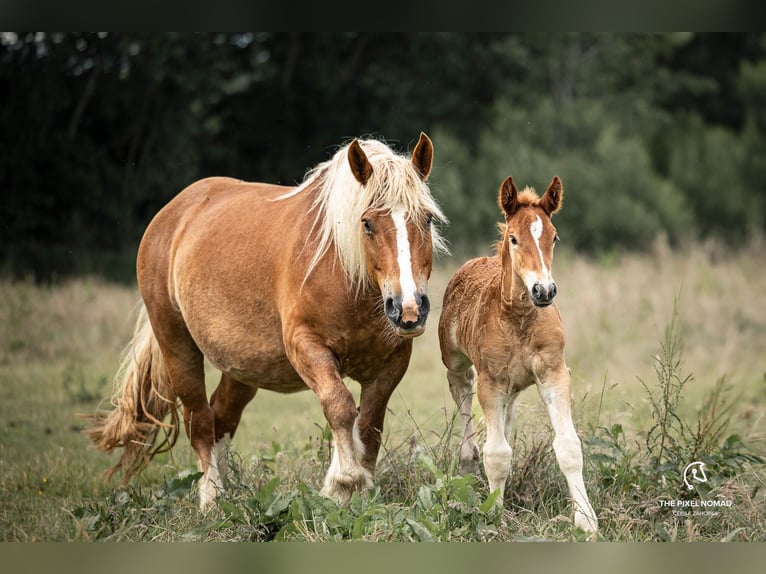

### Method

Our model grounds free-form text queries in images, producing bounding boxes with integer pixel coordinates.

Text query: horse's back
[137,176,308,390]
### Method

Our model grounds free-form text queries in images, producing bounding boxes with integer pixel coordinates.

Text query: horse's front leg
[285,329,371,505]
[536,364,598,536]
[355,347,411,476]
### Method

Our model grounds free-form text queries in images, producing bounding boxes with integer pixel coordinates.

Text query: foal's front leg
[476,372,513,504]
[536,365,598,535]
[285,330,371,504]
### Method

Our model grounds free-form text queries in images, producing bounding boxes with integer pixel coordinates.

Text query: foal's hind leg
[536,366,598,535]
[209,373,258,481]
[447,366,480,475]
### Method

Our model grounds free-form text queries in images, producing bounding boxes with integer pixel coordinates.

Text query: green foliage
[584,300,764,540]
[69,470,203,540]
[210,449,501,542]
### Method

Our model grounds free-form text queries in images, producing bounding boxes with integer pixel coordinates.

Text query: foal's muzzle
[531,282,557,307]
[384,293,430,337]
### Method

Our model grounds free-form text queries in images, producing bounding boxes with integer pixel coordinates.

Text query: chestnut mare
[88,133,446,509]
[438,175,598,535]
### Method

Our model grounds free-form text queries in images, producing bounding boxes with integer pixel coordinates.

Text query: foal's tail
[86,303,180,482]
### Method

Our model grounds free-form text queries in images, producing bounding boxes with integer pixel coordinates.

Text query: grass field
[1,239,764,541]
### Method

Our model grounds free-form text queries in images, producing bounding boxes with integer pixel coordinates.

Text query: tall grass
[1,240,764,541]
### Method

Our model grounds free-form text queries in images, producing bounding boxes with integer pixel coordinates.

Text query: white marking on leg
[322,421,373,504]
[198,436,228,511]
[352,417,366,460]
[480,390,513,505]
[391,207,417,308]
[538,383,598,534]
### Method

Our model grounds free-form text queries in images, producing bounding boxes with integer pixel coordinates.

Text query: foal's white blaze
[391,207,418,308]
[524,215,554,292]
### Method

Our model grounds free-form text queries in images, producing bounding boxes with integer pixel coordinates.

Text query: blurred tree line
[1,32,765,282]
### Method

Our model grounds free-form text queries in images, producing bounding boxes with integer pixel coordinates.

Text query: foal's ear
[540,176,563,215]
[348,139,373,185]
[498,176,519,219]
[411,132,433,181]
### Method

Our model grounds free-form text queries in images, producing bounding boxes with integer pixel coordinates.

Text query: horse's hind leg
[209,373,258,479]
[149,314,218,510]
[447,366,480,475]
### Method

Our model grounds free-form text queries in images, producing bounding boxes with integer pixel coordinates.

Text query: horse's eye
[362,219,373,235]
[425,214,433,227]
[510,235,518,246]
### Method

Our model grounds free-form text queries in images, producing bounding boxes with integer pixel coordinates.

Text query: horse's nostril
[532,283,545,300]
[550,283,557,299]
[419,294,430,317]
[385,297,400,321]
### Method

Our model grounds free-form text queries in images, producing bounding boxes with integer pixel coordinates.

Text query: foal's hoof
[574,511,599,539]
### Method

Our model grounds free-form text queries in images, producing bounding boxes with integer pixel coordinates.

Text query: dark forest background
[2,32,765,283]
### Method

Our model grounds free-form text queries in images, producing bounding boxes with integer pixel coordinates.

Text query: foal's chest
[472,320,539,392]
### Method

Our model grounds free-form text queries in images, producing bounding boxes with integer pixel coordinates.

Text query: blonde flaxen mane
[279,138,448,290]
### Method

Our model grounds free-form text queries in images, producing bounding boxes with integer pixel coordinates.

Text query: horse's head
[348,133,440,338]
[498,175,563,308]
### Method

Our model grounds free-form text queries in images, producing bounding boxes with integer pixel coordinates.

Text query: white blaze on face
[391,207,418,308]
[524,215,554,291]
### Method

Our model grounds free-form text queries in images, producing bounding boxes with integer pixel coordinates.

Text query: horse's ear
[540,176,563,215]
[348,139,373,185]
[498,176,519,219]
[411,132,433,181]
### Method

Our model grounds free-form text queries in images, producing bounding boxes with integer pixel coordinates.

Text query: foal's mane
[279,138,448,290]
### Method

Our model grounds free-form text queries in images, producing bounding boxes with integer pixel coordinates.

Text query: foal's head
[347,134,443,338]
[498,175,563,307]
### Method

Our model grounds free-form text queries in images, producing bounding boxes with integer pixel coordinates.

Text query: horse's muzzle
[385,293,430,337]
[531,282,557,307]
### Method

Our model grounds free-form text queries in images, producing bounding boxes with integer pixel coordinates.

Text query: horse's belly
[208,346,307,393]
[192,321,307,392]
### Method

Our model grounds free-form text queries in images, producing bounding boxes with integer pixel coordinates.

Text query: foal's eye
[510,235,518,246]
[362,219,373,235]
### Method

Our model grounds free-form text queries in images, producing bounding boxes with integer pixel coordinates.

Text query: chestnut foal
[438,175,598,535]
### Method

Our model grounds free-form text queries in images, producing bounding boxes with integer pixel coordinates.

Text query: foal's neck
[499,257,537,325]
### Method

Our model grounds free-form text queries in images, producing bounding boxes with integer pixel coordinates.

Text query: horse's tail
[86,302,180,482]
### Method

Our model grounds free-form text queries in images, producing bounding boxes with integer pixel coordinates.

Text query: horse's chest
[336,333,408,383]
